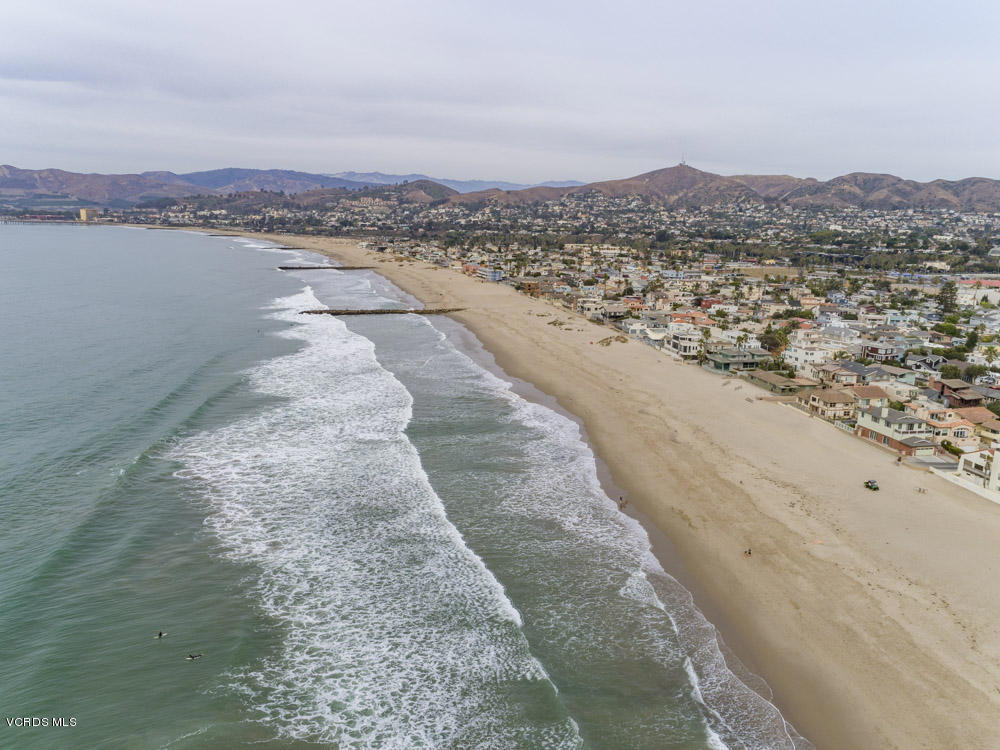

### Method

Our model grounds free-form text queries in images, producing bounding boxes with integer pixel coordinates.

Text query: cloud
[2,0,999,181]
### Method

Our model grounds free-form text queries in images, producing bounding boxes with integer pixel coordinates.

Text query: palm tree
[698,327,711,363]
[984,346,998,365]
[732,278,744,304]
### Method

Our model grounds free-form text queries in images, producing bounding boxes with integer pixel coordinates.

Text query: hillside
[451,164,1000,211]
[453,165,761,207]
[729,174,815,200]
[144,179,460,213]
[8,162,1000,212]
[573,164,760,204]
[331,171,583,194]
[170,168,372,194]
[392,179,460,203]
[332,179,459,204]
[0,165,200,206]
[0,166,374,207]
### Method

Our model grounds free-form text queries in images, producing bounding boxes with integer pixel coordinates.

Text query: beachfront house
[602,302,629,320]
[802,388,856,420]
[854,407,936,456]
[669,331,703,359]
[745,369,803,394]
[702,346,771,373]
[957,447,1000,493]
[577,298,605,319]
[477,267,505,282]
[641,328,673,348]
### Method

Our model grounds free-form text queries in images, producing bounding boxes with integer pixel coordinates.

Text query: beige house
[905,401,979,451]
[802,388,855,420]
[812,363,861,387]
[955,407,1000,445]
[849,385,889,411]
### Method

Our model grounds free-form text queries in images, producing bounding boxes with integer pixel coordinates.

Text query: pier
[278,265,375,270]
[302,308,464,316]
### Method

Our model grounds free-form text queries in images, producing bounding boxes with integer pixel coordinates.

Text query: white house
[720,330,762,349]
[957,446,1000,493]
[784,345,833,373]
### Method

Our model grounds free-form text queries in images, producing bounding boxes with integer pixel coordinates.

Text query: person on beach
[618,496,627,510]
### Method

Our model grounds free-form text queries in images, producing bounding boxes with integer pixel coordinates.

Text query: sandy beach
[243,232,999,748]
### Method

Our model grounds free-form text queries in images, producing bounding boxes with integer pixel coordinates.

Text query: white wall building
[785,345,833,372]
[720,330,762,349]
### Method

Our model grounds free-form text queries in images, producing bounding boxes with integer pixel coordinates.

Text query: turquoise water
[0,225,809,748]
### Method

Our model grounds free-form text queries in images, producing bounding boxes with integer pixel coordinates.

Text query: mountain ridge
[164,168,372,193]
[5,163,1000,212]
[329,171,584,194]
[447,164,1000,212]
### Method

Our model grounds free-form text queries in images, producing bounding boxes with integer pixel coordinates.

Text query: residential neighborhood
[333,234,1000,503]
[14,186,1000,502]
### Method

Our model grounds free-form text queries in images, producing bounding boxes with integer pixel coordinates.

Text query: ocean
[0,224,810,749]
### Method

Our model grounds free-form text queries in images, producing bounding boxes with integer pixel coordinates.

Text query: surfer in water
[186,654,203,661]
[156,631,164,639]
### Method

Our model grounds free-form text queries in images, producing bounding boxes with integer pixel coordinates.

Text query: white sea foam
[230,237,315,267]
[168,288,579,748]
[169,256,810,748]
[405,315,812,750]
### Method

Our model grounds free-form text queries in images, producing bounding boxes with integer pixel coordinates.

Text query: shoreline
[167,228,1000,749]
[266,232,776,708]
[431,312,780,709]
[214,228,792,727]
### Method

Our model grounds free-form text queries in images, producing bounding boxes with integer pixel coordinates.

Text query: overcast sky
[3,0,999,183]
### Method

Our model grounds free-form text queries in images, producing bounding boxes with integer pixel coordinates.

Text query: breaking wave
[169,288,580,747]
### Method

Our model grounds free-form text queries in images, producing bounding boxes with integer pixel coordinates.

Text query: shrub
[940,440,964,457]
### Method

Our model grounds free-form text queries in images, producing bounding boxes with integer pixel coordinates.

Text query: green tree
[938,281,958,313]
[697,327,711,363]
[964,364,988,381]
[940,364,962,379]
